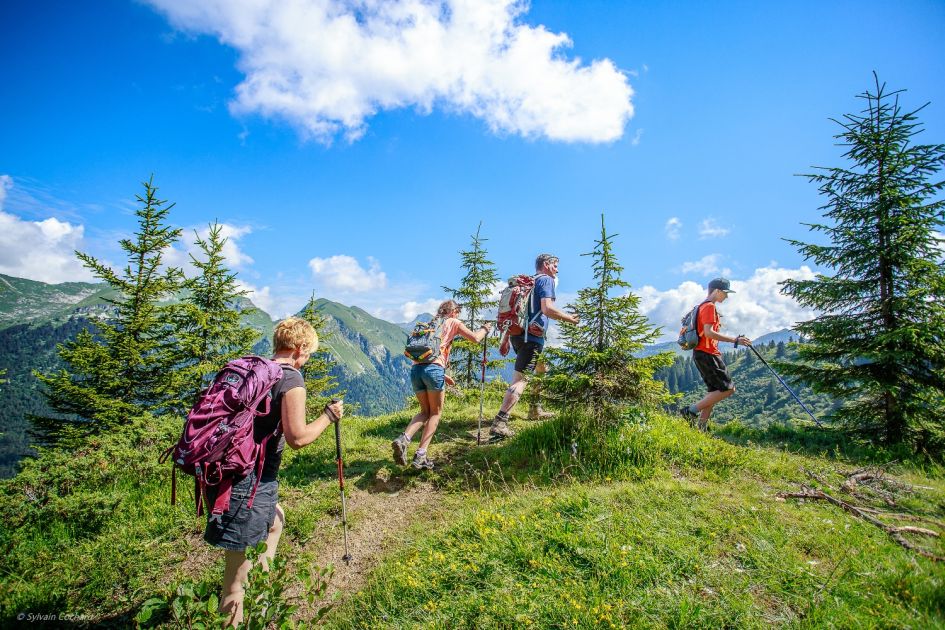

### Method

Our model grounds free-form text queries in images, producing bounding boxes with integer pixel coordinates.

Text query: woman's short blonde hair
[273,317,318,353]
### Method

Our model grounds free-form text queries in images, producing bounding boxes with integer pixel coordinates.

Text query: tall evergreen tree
[544,215,673,424]
[168,222,259,411]
[35,177,184,444]
[299,292,342,412]
[442,223,503,389]
[781,75,945,447]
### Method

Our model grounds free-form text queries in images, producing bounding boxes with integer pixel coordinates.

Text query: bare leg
[417,390,445,451]
[696,389,733,430]
[221,550,251,626]
[260,504,285,570]
[500,371,528,415]
[403,392,431,440]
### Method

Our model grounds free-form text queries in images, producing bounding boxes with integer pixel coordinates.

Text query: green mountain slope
[0,276,414,475]
[0,274,113,330]
[310,298,412,415]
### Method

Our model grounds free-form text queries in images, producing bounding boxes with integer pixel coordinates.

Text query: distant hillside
[307,298,412,415]
[0,274,113,329]
[0,275,418,476]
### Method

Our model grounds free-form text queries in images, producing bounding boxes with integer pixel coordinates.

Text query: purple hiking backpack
[161,356,284,520]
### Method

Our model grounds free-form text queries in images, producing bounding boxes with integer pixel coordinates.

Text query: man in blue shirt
[490,253,579,439]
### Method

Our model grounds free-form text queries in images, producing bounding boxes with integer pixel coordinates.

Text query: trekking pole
[328,398,352,565]
[476,329,489,446]
[742,341,822,427]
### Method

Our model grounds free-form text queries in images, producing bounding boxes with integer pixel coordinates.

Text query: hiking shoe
[391,436,409,466]
[489,418,514,439]
[679,407,699,426]
[527,405,555,421]
[411,453,435,470]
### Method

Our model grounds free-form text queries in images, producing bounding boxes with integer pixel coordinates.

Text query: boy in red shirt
[682,278,752,431]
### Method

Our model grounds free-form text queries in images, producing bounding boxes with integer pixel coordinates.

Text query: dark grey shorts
[203,471,279,551]
[694,350,734,392]
[511,336,544,373]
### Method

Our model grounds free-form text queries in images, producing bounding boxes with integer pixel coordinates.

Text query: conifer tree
[299,292,342,412]
[781,75,945,447]
[35,177,184,444]
[168,222,258,411]
[544,215,673,424]
[442,223,503,389]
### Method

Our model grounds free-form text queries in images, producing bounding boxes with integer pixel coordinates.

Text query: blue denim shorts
[410,363,445,393]
[204,471,279,551]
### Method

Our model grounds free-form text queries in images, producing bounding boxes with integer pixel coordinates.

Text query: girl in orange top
[392,300,491,470]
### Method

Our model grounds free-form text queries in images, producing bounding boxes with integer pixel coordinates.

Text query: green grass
[1,397,943,628]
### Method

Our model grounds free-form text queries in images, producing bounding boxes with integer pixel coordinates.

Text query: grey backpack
[677,301,708,350]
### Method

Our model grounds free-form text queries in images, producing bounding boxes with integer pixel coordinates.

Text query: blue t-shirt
[512,274,555,346]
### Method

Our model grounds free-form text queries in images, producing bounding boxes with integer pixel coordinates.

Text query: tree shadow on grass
[712,421,916,466]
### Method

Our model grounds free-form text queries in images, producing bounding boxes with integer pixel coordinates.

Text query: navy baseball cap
[708,278,735,293]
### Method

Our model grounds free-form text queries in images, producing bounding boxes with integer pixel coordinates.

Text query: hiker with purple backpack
[195,317,342,626]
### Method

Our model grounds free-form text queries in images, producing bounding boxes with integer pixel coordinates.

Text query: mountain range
[0,273,813,476]
[0,273,414,477]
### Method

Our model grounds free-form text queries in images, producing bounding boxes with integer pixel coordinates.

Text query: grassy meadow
[1,389,943,628]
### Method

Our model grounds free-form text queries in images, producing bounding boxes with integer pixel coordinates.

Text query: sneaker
[391,436,409,466]
[411,453,434,470]
[489,418,514,439]
[680,407,699,426]
[527,405,555,421]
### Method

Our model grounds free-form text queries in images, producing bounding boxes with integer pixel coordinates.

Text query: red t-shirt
[695,302,721,356]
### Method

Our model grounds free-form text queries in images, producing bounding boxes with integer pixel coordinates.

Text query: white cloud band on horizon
[147,0,635,143]
[639,264,819,342]
[0,175,95,284]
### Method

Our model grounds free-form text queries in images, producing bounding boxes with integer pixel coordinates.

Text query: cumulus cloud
[236,280,278,318]
[166,223,255,275]
[309,255,387,292]
[639,264,819,341]
[665,217,681,240]
[395,298,444,322]
[680,254,722,276]
[698,218,730,239]
[0,176,95,283]
[147,0,634,143]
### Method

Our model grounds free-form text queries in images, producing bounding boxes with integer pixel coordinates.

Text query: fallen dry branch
[777,487,944,562]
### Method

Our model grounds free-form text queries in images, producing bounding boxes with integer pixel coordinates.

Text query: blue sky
[1,0,943,339]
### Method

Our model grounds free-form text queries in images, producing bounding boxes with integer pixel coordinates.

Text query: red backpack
[161,356,284,520]
[496,274,547,355]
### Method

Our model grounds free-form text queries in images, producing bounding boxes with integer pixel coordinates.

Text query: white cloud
[680,254,721,276]
[236,280,277,319]
[665,217,681,240]
[0,176,95,284]
[639,264,819,341]
[395,298,444,323]
[166,223,255,275]
[698,218,730,239]
[147,0,634,143]
[309,255,387,292]
[631,128,644,146]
